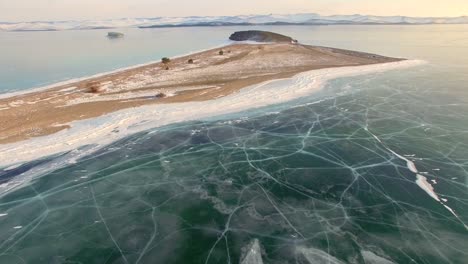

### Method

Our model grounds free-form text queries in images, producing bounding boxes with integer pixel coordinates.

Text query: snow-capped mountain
[1,13,468,31]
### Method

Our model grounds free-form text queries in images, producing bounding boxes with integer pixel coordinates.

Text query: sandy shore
[0,43,402,145]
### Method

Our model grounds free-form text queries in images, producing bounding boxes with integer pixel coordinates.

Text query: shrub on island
[188,59,194,64]
[219,50,224,55]
[86,83,103,93]
[162,57,171,64]
[155,92,166,98]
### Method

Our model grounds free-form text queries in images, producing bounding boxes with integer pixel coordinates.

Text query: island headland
[229,30,297,43]
[0,31,404,145]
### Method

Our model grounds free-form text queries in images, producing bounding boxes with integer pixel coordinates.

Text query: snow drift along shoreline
[0,59,425,170]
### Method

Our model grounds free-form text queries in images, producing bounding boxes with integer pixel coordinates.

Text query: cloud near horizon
[0,0,467,22]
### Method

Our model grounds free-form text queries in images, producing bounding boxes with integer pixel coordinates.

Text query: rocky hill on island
[229,30,298,43]
[107,32,124,38]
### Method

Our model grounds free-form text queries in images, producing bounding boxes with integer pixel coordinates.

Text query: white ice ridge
[240,239,263,264]
[366,128,468,230]
[361,250,396,264]
[296,247,345,264]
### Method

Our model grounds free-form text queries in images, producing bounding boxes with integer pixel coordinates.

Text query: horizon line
[2,12,468,24]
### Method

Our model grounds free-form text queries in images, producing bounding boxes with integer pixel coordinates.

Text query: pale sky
[1,0,468,22]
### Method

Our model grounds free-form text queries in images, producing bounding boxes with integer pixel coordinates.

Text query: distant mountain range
[1,13,468,31]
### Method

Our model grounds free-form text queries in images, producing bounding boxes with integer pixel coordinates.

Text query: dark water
[0,25,468,263]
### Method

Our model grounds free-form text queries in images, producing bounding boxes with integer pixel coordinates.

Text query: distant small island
[229,30,298,43]
[107,32,124,38]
